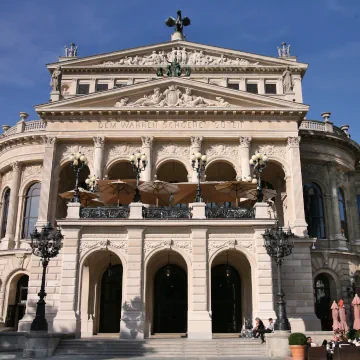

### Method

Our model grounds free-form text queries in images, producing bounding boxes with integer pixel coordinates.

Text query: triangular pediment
[36,78,309,114]
[47,40,307,70]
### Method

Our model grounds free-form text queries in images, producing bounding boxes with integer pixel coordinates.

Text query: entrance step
[55,338,267,357]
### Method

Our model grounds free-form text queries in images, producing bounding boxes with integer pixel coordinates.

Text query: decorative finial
[64,42,78,57]
[165,10,190,41]
[277,42,291,57]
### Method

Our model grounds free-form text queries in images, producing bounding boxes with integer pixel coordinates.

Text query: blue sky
[0,0,359,142]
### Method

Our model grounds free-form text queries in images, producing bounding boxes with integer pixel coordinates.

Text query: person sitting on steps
[252,317,265,344]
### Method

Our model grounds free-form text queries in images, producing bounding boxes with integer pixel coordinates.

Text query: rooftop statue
[277,42,291,57]
[50,66,62,92]
[64,42,78,57]
[165,10,190,36]
[282,66,294,93]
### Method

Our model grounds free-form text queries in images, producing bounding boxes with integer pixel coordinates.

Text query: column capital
[190,136,203,148]
[10,161,21,172]
[326,161,337,173]
[43,136,57,147]
[239,136,252,147]
[141,136,154,147]
[93,136,105,148]
[287,136,301,147]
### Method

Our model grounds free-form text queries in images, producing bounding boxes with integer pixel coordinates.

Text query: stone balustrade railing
[1,120,46,139]
[299,120,349,139]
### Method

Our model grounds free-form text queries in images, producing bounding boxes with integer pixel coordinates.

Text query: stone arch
[209,246,254,332]
[313,269,341,300]
[1,270,29,326]
[144,245,191,337]
[77,247,126,336]
[154,157,192,181]
[205,157,240,180]
[155,159,189,182]
[105,159,136,180]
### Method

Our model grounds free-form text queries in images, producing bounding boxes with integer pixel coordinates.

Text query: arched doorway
[212,264,241,333]
[211,249,252,334]
[99,264,123,333]
[108,161,136,180]
[205,161,237,181]
[156,161,188,183]
[314,273,334,331]
[5,274,28,330]
[153,264,187,333]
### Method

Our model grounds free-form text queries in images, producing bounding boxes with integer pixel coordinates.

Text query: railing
[1,120,46,139]
[142,207,192,219]
[24,120,46,132]
[2,126,17,137]
[205,207,255,219]
[80,206,129,219]
[333,126,348,139]
[299,120,326,131]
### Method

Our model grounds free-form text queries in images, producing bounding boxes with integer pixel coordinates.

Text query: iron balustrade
[205,207,255,219]
[143,207,192,219]
[80,206,130,219]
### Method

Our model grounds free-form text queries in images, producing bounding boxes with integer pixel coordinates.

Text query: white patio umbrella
[59,187,98,207]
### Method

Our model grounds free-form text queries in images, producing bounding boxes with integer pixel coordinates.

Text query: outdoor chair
[307,346,327,360]
[333,345,360,360]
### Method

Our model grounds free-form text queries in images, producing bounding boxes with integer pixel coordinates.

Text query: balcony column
[141,136,153,181]
[239,137,251,180]
[0,162,22,250]
[37,136,57,227]
[327,162,347,248]
[286,137,307,236]
[93,136,105,180]
[190,136,203,182]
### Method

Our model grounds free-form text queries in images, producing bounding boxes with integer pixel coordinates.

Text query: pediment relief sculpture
[115,86,231,108]
[98,48,259,67]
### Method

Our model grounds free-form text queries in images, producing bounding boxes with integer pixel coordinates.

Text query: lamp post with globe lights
[29,223,63,331]
[249,152,268,202]
[263,222,295,331]
[129,152,147,202]
[85,174,98,192]
[191,152,207,202]
[70,152,88,202]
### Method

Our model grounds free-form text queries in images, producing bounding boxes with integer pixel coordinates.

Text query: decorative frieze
[208,238,254,257]
[302,163,327,185]
[79,239,128,255]
[143,240,171,257]
[204,143,238,158]
[154,143,190,164]
[1,170,13,185]
[60,144,94,163]
[253,143,286,158]
[106,143,141,163]
[172,240,192,255]
[22,165,42,182]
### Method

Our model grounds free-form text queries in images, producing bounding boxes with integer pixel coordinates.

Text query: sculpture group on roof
[100,48,259,67]
[114,86,231,108]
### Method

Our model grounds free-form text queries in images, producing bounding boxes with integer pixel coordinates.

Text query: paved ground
[0,352,289,360]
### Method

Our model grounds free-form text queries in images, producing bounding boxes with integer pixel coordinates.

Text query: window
[246,83,258,94]
[1,189,10,238]
[115,82,127,89]
[77,83,90,95]
[265,83,277,94]
[338,188,348,240]
[228,83,239,90]
[303,183,326,239]
[314,274,332,330]
[95,83,108,92]
[22,183,41,239]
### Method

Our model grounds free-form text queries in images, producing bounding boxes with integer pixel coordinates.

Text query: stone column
[141,136,153,182]
[286,137,307,236]
[53,225,81,333]
[239,137,251,180]
[120,226,145,339]
[348,172,360,241]
[190,136,203,182]
[188,227,212,339]
[37,136,57,227]
[1,162,22,250]
[93,136,105,180]
[327,162,347,248]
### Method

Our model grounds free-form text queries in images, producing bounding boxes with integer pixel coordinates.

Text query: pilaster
[286,137,308,236]
[93,136,105,180]
[190,136,203,182]
[239,137,251,180]
[258,78,265,94]
[188,227,212,339]
[141,136,153,182]
[37,136,57,227]
[120,226,145,339]
[347,171,360,242]
[1,162,22,250]
[239,77,246,91]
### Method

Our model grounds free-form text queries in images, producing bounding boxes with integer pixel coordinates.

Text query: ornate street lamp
[129,152,147,202]
[85,174,98,192]
[191,152,207,202]
[263,221,295,331]
[29,223,63,331]
[70,152,88,202]
[249,152,268,202]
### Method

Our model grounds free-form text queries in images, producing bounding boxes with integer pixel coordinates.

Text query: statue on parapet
[165,10,190,38]
[277,42,291,57]
[50,66,62,92]
[282,66,294,93]
[64,42,78,57]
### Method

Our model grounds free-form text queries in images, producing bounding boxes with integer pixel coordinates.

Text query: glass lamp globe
[195,152,202,160]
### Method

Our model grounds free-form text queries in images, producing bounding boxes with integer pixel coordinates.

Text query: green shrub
[288,332,307,346]
[347,329,360,340]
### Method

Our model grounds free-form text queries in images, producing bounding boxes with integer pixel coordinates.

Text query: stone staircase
[55,338,267,357]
